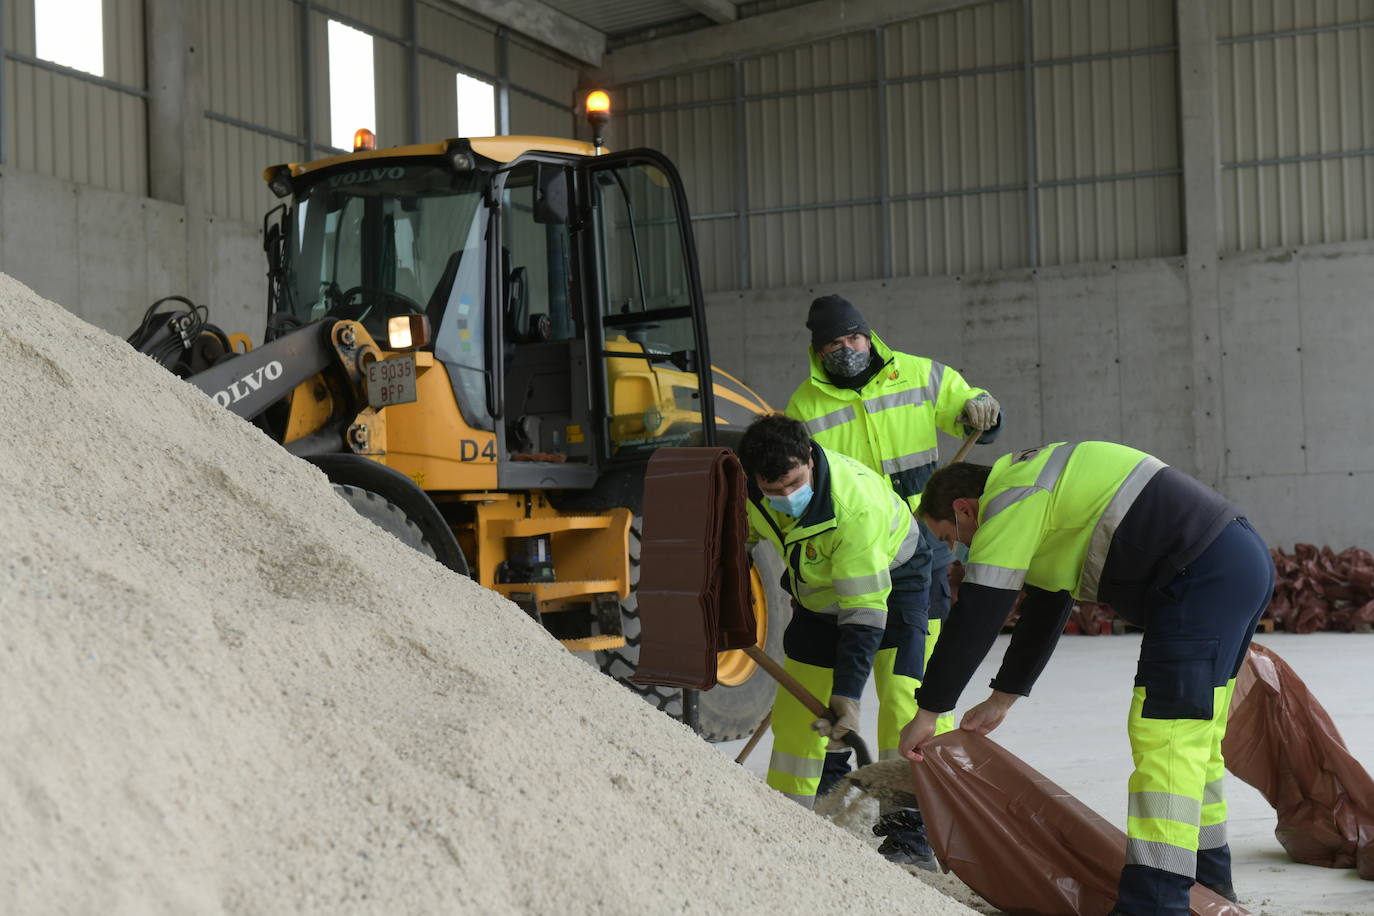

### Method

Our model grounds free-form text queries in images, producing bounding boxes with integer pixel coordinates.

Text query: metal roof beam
[680,0,738,25]
[593,0,990,85]
[433,0,606,66]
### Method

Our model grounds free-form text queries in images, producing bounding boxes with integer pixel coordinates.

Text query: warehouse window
[456,73,496,137]
[328,20,376,151]
[36,0,104,76]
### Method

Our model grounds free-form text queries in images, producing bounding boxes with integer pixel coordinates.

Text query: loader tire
[595,519,790,741]
[332,484,437,559]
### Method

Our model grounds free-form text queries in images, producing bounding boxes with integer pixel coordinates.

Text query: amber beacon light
[353,127,376,152]
[585,90,611,152]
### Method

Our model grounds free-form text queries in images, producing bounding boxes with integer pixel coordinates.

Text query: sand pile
[0,274,973,915]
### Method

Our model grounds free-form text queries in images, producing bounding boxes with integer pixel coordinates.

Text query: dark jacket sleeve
[915,582,1019,712]
[989,586,1073,696]
[832,624,884,699]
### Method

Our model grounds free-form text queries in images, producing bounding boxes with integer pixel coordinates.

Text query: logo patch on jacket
[805,543,818,561]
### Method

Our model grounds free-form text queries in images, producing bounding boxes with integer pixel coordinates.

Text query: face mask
[821,346,869,378]
[950,512,971,564]
[767,483,814,518]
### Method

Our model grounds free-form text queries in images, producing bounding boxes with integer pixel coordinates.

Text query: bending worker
[736,414,934,868]
[899,441,1274,914]
[785,294,1002,784]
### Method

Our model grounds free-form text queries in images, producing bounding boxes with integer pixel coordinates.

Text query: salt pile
[0,273,973,914]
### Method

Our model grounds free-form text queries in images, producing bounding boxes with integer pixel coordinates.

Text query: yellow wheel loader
[128,122,786,739]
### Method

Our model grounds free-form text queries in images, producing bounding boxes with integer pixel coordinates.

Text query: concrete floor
[713,632,1374,915]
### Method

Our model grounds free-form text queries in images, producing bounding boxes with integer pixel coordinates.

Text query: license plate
[365,354,417,408]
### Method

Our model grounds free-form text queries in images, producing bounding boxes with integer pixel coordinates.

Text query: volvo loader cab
[235,109,787,739]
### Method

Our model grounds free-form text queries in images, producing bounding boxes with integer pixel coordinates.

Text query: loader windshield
[283,162,485,346]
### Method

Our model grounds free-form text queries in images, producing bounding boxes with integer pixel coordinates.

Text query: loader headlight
[387,314,431,350]
[267,166,294,199]
[445,140,475,172]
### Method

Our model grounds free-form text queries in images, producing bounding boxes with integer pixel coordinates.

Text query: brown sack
[630,447,755,690]
[909,731,1248,915]
[1222,643,1374,878]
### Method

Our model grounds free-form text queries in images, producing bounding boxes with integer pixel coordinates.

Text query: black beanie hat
[806,294,870,347]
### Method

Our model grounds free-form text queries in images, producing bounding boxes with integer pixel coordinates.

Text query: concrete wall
[0,166,264,340]
[705,241,1374,551]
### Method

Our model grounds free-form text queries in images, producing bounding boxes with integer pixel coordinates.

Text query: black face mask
[821,346,869,378]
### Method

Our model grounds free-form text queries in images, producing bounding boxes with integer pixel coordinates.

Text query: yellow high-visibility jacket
[784,332,993,514]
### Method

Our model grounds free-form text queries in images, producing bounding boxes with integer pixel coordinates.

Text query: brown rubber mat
[630,447,755,690]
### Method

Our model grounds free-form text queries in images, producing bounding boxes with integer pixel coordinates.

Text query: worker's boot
[872,808,936,871]
[1201,882,1239,903]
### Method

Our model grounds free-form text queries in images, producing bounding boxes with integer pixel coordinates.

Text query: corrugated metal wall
[612,0,1184,292]
[193,0,580,223]
[3,0,147,195]
[1218,0,1374,251]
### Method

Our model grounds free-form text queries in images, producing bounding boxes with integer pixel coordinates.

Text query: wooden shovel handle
[950,428,981,465]
[744,646,873,767]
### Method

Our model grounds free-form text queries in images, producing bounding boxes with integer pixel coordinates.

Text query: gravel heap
[0,274,973,915]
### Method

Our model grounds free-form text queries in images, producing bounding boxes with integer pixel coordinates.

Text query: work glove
[958,392,1000,431]
[812,695,861,752]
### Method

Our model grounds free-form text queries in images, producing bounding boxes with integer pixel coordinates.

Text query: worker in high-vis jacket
[898,442,1274,914]
[736,413,935,868]
[785,294,1002,785]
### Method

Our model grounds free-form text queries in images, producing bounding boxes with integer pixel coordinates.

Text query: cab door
[575,150,718,463]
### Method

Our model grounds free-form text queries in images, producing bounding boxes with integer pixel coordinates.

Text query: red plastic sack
[909,731,1247,915]
[1223,643,1374,878]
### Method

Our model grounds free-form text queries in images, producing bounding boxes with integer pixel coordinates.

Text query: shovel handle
[950,428,981,465]
[744,646,874,767]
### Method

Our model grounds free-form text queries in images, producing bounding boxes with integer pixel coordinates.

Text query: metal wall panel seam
[1023,0,1038,267]
[615,46,1174,117]
[1223,147,1374,169]
[206,111,307,146]
[5,53,148,97]
[733,58,749,290]
[1218,18,1374,46]
[875,27,891,278]
[300,0,314,158]
[497,28,510,135]
[0,0,6,165]
[409,0,420,144]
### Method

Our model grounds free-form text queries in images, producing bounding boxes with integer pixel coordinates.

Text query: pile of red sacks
[950,545,1374,634]
[1267,545,1374,633]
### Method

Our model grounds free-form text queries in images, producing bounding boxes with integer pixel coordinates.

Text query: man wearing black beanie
[785,292,1003,864]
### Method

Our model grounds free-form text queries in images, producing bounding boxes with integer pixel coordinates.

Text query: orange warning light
[353,127,376,152]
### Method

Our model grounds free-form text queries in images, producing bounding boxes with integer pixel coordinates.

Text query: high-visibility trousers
[766,571,929,806]
[1115,519,1275,915]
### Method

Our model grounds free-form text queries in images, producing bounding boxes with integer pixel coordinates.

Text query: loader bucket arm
[186,319,358,421]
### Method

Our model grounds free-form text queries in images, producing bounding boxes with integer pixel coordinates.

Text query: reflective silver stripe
[1079,455,1167,601]
[1034,442,1078,490]
[962,562,1026,590]
[834,570,890,597]
[881,447,938,475]
[782,791,816,809]
[838,606,886,628]
[889,518,921,568]
[1203,778,1225,807]
[804,406,855,434]
[769,749,825,779]
[1125,838,1197,876]
[981,485,1040,521]
[864,384,935,413]
[1128,791,1202,825]
[1198,822,1227,849]
[795,581,826,599]
[929,361,945,398]
[980,443,1079,522]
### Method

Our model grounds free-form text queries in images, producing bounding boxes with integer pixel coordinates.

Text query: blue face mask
[768,483,814,518]
[951,512,971,564]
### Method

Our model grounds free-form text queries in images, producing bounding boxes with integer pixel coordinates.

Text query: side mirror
[533,165,569,225]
